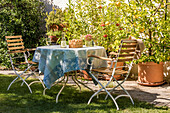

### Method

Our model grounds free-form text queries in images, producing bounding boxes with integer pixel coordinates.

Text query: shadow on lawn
[0,74,168,113]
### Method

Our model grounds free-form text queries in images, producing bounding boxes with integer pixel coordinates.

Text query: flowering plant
[85,34,93,41]
[65,0,128,52]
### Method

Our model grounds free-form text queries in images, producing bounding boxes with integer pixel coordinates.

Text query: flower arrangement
[85,34,93,41]
[84,34,94,47]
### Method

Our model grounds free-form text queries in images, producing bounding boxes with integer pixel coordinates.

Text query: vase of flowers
[85,34,93,47]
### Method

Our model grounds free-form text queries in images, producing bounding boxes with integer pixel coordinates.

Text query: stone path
[0,70,170,108]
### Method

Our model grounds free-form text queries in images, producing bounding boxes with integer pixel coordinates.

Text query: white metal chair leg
[36,75,45,88]
[21,73,33,86]
[105,74,129,100]
[18,76,32,93]
[115,94,134,105]
[114,77,134,105]
[28,74,45,89]
[56,73,69,103]
[87,84,119,110]
[116,85,134,105]
[7,76,19,91]
[105,80,125,100]
[87,73,119,110]
[7,70,33,93]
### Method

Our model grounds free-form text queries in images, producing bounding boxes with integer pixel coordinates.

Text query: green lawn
[0,74,169,113]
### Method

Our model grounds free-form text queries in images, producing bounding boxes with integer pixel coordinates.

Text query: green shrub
[0,0,46,68]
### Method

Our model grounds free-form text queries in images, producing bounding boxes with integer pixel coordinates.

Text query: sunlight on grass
[0,74,169,113]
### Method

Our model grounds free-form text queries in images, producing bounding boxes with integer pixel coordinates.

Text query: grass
[0,74,169,113]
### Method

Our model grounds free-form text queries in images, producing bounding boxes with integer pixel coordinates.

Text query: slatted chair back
[116,39,137,62]
[108,39,138,76]
[5,35,45,94]
[87,40,138,110]
[5,35,25,54]
[5,35,29,66]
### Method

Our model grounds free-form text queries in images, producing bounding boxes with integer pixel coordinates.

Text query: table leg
[72,72,81,92]
[74,72,95,93]
[56,73,69,103]
[43,75,65,95]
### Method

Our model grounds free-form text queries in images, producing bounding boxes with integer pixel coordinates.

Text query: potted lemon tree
[118,0,169,86]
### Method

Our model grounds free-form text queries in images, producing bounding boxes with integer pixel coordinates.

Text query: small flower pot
[48,36,59,43]
[81,70,92,80]
[85,40,93,47]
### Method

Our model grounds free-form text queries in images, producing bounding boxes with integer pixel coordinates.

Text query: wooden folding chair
[5,35,45,93]
[87,39,138,110]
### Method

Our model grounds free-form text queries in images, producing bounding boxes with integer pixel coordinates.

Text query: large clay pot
[137,62,164,86]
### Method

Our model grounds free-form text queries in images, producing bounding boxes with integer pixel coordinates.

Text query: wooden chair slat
[120,49,136,53]
[8,46,24,50]
[15,61,37,65]
[8,50,26,54]
[5,35,22,39]
[92,67,128,75]
[8,43,24,46]
[6,39,23,42]
[119,53,134,57]
[92,67,112,74]
[118,58,133,62]
[20,61,37,65]
[88,55,113,61]
[114,70,128,75]
[122,44,137,48]
[122,40,137,43]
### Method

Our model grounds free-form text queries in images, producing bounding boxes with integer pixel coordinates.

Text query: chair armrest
[25,48,36,58]
[26,48,36,51]
[109,52,118,56]
[88,55,113,61]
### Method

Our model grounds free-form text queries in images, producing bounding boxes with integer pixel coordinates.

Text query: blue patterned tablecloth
[32,45,107,89]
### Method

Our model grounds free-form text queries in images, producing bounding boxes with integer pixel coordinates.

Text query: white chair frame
[5,35,45,93]
[87,39,138,110]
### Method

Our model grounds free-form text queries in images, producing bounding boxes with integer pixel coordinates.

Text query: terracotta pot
[107,61,124,69]
[137,62,164,86]
[104,61,124,80]
[50,24,59,31]
[48,36,59,42]
[81,70,92,80]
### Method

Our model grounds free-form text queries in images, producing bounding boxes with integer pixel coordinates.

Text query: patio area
[1,70,170,108]
[0,0,169,112]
